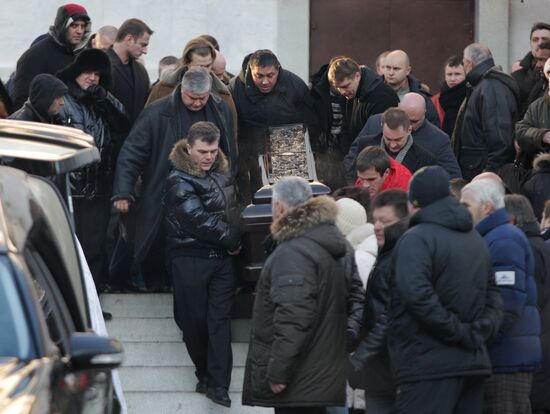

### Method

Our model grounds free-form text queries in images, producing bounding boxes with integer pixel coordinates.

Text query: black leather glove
[87,84,108,101]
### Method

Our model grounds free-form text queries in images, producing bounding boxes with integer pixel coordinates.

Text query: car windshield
[0,259,33,361]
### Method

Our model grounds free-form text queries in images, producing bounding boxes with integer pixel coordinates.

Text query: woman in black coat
[57,48,129,289]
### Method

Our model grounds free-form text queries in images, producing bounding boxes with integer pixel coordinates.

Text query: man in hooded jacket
[388,166,503,413]
[9,74,67,123]
[12,4,91,110]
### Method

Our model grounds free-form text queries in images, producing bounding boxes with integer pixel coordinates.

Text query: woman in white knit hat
[335,197,377,287]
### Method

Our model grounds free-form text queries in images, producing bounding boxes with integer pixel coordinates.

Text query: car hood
[0,357,52,414]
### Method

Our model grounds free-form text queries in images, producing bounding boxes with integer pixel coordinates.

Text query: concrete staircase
[100,293,270,413]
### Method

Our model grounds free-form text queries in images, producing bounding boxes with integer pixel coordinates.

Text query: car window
[0,259,33,360]
[24,248,75,355]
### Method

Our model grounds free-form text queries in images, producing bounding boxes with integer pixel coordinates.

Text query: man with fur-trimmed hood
[522,153,550,221]
[242,177,348,412]
[163,121,240,408]
[13,3,92,110]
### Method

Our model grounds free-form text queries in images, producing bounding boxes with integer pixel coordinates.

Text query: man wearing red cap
[13,3,91,110]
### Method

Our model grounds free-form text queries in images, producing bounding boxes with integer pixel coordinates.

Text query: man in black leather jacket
[56,48,129,289]
[453,43,520,181]
[163,122,240,408]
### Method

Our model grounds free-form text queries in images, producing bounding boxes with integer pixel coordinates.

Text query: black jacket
[438,80,467,137]
[12,12,91,110]
[360,113,461,178]
[263,227,365,353]
[243,196,348,407]
[163,140,240,258]
[112,85,235,260]
[453,58,520,181]
[344,132,437,183]
[522,153,550,220]
[308,63,348,153]
[388,196,503,384]
[230,64,309,154]
[58,82,129,199]
[106,47,150,125]
[512,52,542,117]
[345,68,399,153]
[519,221,550,410]
[350,218,409,396]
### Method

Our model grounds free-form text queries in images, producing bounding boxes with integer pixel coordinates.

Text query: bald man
[92,25,117,50]
[472,172,512,194]
[383,50,440,126]
[359,92,461,178]
[212,51,231,85]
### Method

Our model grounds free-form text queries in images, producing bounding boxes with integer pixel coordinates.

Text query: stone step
[122,342,249,367]
[100,293,172,318]
[106,317,251,343]
[106,317,181,342]
[119,366,247,393]
[100,291,256,319]
[125,391,271,413]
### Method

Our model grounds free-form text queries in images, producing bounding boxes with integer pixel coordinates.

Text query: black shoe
[102,311,113,321]
[195,379,208,394]
[207,387,231,407]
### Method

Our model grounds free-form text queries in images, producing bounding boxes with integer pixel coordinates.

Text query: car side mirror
[70,332,123,371]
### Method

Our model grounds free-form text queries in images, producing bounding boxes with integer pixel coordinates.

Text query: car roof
[0,119,99,175]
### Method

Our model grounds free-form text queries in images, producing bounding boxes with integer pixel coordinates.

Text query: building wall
[476,0,550,71]
[0,0,309,81]
[0,0,546,83]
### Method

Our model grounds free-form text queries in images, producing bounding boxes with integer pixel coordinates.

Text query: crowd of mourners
[2,4,550,413]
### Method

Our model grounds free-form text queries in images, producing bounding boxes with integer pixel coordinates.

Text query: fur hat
[57,48,113,90]
[335,197,368,236]
[409,166,450,208]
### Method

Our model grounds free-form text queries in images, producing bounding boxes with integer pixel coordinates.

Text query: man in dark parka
[243,177,348,413]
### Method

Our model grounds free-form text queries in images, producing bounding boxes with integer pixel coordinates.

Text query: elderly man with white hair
[453,43,520,180]
[461,177,541,414]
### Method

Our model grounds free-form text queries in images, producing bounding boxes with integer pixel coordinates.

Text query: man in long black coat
[112,67,235,290]
[107,18,152,126]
